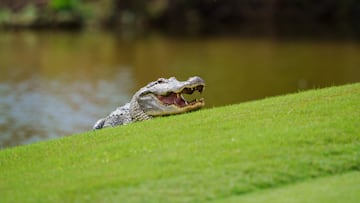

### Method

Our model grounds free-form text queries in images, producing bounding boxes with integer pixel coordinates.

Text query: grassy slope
[218,171,360,203]
[0,83,359,203]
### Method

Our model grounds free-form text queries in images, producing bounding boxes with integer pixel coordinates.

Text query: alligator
[93,76,205,129]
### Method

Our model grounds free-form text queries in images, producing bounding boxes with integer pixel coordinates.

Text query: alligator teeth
[196,85,204,93]
[181,94,188,104]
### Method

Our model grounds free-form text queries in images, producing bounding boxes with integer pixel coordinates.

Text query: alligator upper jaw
[156,84,205,108]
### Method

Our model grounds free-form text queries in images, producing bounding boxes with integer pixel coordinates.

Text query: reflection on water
[0,31,360,148]
[0,70,133,147]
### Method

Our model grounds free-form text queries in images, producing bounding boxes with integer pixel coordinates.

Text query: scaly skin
[93,76,205,129]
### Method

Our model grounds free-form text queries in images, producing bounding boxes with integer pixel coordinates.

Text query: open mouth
[156,85,205,108]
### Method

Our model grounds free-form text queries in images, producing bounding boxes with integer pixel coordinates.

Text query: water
[1,31,359,148]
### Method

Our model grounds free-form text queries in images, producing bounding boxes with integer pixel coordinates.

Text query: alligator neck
[129,98,152,122]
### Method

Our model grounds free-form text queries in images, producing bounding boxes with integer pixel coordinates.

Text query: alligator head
[130,76,205,121]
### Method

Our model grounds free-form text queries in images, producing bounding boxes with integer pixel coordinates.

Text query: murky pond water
[1,31,359,148]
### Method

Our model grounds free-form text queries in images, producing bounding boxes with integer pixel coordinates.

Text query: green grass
[216,171,360,203]
[0,83,359,203]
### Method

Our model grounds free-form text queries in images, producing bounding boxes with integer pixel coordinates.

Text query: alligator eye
[157,78,166,84]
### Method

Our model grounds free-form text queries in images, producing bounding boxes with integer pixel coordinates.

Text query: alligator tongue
[158,93,187,107]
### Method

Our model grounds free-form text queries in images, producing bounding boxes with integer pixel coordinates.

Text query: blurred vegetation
[0,0,90,28]
[0,0,360,36]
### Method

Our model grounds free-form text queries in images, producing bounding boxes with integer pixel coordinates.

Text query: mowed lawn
[0,83,359,203]
[218,171,360,203]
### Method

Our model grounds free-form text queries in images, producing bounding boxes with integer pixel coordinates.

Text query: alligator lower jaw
[181,98,205,110]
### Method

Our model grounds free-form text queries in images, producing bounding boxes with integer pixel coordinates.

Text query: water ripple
[0,69,133,148]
